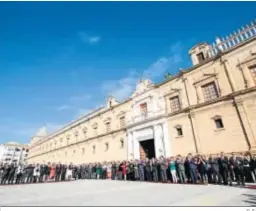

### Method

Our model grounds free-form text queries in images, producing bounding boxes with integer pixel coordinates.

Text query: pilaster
[234,98,256,150]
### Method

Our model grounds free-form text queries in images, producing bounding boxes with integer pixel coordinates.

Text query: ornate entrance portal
[139,139,155,159]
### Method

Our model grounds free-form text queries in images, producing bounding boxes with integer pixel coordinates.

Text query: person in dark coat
[55,163,62,181]
[61,164,67,181]
[111,162,117,180]
[145,159,152,181]
[218,152,229,185]
[187,154,198,184]
[8,163,16,184]
[39,163,45,183]
[197,155,208,184]
[1,164,10,184]
[152,158,159,182]
[27,164,34,183]
[209,155,221,184]
[159,157,167,183]
[138,160,145,181]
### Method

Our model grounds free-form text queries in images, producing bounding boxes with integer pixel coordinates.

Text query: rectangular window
[250,66,256,84]
[140,103,148,116]
[215,118,224,129]
[197,52,205,63]
[106,122,111,133]
[169,96,181,112]
[202,82,219,101]
[94,127,98,136]
[120,116,125,128]
[176,127,183,137]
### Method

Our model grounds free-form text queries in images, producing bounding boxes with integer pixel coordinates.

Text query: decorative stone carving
[131,79,154,98]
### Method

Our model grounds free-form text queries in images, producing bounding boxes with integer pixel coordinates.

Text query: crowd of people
[1,152,256,186]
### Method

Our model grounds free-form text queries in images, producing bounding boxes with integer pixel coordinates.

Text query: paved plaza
[0,180,255,206]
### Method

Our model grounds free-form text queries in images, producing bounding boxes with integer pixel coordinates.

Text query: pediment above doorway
[131,79,154,98]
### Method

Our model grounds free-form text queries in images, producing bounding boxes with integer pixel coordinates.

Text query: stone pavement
[0,180,255,206]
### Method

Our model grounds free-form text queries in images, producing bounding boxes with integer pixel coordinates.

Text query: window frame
[201,81,219,102]
[169,95,182,112]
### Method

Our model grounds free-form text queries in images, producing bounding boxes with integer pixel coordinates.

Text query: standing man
[187,154,198,184]
[176,155,186,184]
[218,152,229,185]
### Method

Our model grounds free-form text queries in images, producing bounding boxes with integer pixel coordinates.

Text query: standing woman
[169,157,178,183]
[49,163,56,181]
[96,163,102,179]
[121,161,128,181]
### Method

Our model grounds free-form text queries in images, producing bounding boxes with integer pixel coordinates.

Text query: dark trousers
[153,170,159,182]
[178,170,186,183]
[212,170,221,184]
[39,174,44,182]
[27,174,34,183]
[190,168,197,184]
[15,173,22,184]
[55,173,61,181]
[160,170,167,182]
[220,168,229,185]
[146,170,152,181]
[234,168,245,185]
[1,174,8,184]
[139,169,145,181]
[111,170,116,180]
[8,173,15,184]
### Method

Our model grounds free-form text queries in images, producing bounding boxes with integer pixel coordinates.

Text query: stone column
[133,132,140,160]
[127,132,134,160]
[153,125,164,158]
[239,64,255,88]
[162,122,171,157]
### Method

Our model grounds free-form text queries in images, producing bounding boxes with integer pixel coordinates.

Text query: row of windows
[169,81,219,113]
[174,117,224,137]
[47,139,124,158]
[36,116,126,152]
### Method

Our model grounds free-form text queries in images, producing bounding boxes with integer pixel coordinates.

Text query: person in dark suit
[209,155,221,184]
[218,152,229,185]
[8,163,16,184]
[1,164,10,184]
[55,163,62,181]
[39,163,45,182]
[187,154,198,184]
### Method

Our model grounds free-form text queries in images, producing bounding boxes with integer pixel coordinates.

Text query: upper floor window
[202,82,219,101]
[197,52,205,63]
[120,116,125,128]
[140,103,148,116]
[83,127,87,138]
[105,142,109,151]
[106,122,111,133]
[120,139,124,148]
[169,96,181,112]
[92,123,98,136]
[250,65,256,84]
[93,145,96,154]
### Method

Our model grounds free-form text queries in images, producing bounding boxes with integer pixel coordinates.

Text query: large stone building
[28,20,256,164]
[0,142,29,165]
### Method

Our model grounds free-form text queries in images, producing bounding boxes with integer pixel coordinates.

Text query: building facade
[0,142,29,165]
[28,20,256,164]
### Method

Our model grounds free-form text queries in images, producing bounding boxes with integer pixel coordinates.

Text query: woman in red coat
[121,161,128,181]
[49,163,56,180]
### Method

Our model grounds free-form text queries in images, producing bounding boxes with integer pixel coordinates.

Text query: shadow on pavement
[242,194,256,207]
